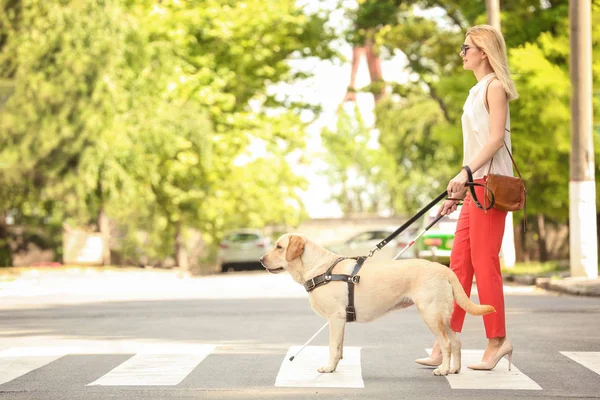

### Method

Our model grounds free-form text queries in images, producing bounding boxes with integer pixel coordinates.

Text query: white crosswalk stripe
[425,349,542,390]
[87,350,214,386]
[0,347,68,385]
[560,352,600,376]
[275,346,364,388]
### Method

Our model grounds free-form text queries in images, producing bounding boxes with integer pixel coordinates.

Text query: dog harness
[303,256,366,322]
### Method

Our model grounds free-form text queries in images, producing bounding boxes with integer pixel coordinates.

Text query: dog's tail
[446,269,496,316]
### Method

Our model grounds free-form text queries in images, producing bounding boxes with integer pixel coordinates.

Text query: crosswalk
[0,345,598,391]
[427,348,542,390]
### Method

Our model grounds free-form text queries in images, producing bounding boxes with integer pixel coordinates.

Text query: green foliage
[375,93,458,213]
[321,105,397,214]
[0,0,335,264]
[501,261,567,276]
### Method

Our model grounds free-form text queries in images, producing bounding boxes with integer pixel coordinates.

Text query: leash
[366,190,448,259]
[367,181,494,260]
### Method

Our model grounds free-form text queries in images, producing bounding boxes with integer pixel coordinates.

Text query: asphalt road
[0,268,599,400]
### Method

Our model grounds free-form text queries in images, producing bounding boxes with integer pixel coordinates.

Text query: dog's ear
[285,235,305,262]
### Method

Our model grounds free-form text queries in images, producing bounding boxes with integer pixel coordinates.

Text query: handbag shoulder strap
[484,77,497,176]
[501,135,524,182]
[483,77,524,183]
[484,76,496,113]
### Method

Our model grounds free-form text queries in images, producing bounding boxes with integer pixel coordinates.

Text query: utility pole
[569,0,598,278]
[484,0,517,268]
[486,0,501,31]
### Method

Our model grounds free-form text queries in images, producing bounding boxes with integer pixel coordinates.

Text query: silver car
[325,228,417,262]
[217,229,272,272]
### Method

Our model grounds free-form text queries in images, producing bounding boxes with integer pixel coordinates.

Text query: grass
[501,261,569,276]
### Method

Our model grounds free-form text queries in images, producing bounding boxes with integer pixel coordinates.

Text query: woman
[415,25,518,371]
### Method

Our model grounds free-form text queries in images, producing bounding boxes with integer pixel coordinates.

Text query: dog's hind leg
[445,324,461,374]
[340,325,345,360]
[318,318,345,373]
[417,305,452,376]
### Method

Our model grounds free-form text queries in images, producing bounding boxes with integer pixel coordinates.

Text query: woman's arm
[447,80,508,195]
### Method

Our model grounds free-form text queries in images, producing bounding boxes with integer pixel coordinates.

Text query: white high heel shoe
[467,338,513,371]
[415,353,442,367]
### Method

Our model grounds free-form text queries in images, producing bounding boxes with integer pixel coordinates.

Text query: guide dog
[259,233,495,376]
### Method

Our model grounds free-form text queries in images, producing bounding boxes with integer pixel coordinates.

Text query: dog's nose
[259,256,265,264]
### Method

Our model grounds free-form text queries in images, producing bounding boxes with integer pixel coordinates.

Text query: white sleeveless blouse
[461,73,513,179]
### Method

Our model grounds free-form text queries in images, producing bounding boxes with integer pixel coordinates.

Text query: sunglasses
[460,44,478,55]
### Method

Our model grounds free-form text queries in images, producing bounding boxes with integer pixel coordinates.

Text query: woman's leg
[449,196,475,333]
[469,180,508,359]
[425,198,473,359]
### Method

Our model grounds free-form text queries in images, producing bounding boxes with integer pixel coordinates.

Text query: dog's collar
[303,256,366,322]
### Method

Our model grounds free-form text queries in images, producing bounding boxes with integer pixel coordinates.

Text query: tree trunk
[485,0,501,31]
[98,207,111,266]
[537,213,548,262]
[520,217,530,262]
[0,211,12,267]
[175,221,189,273]
[364,38,384,103]
[343,36,385,104]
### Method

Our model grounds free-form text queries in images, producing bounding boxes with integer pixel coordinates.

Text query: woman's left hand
[447,169,469,196]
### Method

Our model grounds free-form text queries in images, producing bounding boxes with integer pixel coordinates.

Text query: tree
[0,0,337,267]
[0,0,139,264]
[325,0,599,261]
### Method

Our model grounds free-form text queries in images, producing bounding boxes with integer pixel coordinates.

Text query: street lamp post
[569,0,598,279]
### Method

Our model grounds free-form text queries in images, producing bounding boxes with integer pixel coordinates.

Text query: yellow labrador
[259,233,495,376]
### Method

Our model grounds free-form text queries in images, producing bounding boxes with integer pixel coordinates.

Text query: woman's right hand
[437,199,460,217]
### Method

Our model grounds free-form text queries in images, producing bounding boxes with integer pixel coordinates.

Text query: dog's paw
[433,367,449,376]
[317,365,336,373]
[449,366,461,374]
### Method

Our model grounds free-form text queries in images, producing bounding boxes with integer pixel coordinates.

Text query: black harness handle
[462,165,495,212]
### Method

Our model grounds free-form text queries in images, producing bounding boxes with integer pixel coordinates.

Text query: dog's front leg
[318,318,345,373]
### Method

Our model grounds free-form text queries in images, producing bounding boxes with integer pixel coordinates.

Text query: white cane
[393,214,444,260]
[289,321,329,361]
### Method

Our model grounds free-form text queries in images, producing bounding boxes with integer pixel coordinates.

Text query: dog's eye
[276,245,282,249]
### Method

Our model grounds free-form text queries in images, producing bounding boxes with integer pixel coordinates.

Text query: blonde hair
[467,25,519,101]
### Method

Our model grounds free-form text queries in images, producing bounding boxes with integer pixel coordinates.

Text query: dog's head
[259,233,305,273]
[259,233,309,278]
[260,233,337,283]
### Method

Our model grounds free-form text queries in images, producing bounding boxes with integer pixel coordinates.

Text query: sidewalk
[503,272,600,297]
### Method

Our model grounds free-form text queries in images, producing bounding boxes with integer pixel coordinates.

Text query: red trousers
[449,178,508,338]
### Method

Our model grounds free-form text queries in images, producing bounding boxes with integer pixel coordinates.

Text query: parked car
[325,228,417,262]
[414,206,461,265]
[217,229,272,272]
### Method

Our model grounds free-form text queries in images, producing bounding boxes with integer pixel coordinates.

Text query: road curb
[503,272,570,286]
[535,277,600,297]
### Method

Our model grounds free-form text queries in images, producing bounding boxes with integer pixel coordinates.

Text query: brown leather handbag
[485,139,526,212]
